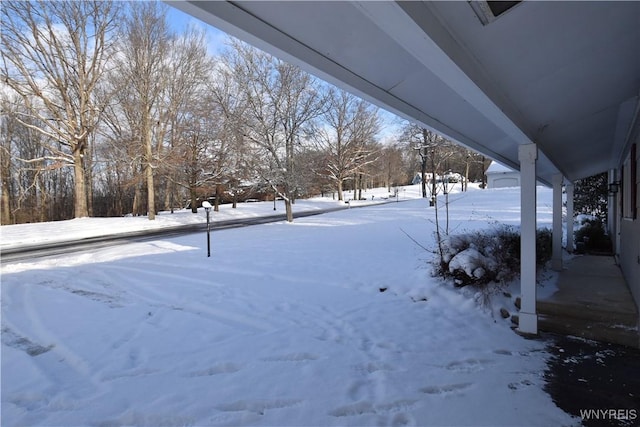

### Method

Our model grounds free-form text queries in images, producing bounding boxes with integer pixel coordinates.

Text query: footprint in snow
[1,327,54,357]
[261,352,318,362]
[186,362,243,377]
[353,361,393,375]
[420,382,473,396]
[508,379,534,390]
[216,399,302,415]
[347,379,369,401]
[329,400,417,418]
[445,358,493,373]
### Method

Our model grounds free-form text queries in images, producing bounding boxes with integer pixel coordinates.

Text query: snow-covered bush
[436,225,552,287]
[574,215,611,253]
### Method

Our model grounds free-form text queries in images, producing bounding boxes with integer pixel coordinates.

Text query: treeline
[1,1,485,225]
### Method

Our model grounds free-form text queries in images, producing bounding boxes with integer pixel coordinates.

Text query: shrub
[435,225,553,287]
[574,217,611,253]
[535,228,553,264]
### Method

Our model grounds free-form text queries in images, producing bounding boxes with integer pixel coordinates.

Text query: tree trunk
[164,178,173,213]
[285,198,293,222]
[38,173,46,222]
[145,128,156,220]
[133,185,141,216]
[337,180,344,201]
[431,151,437,206]
[464,160,470,192]
[1,153,12,225]
[146,162,155,219]
[73,148,89,218]
[85,144,94,216]
[214,184,220,212]
[353,173,358,200]
[421,157,427,198]
[190,186,198,214]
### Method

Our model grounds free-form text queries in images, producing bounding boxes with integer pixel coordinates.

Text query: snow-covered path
[1,187,577,426]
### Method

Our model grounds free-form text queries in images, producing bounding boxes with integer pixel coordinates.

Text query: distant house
[411,172,435,185]
[485,161,520,188]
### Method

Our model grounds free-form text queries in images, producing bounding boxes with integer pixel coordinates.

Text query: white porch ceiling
[167,0,640,184]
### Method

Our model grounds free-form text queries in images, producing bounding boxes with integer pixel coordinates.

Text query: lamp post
[202,201,212,257]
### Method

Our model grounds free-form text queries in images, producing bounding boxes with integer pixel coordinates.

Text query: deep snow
[1,184,578,426]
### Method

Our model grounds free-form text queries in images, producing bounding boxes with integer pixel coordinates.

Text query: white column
[518,143,538,335]
[566,183,574,253]
[552,174,564,271]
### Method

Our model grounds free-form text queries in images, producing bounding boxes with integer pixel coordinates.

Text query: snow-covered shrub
[435,225,552,287]
[574,216,611,253]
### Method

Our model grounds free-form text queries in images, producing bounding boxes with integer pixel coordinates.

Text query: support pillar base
[517,311,538,335]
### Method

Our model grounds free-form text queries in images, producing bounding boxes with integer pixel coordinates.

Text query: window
[469,1,522,26]
[487,1,521,17]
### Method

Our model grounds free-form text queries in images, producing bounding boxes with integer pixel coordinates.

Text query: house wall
[620,219,640,308]
[487,173,520,188]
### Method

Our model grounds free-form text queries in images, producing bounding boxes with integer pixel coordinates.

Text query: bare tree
[207,61,254,211]
[99,77,145,216]
[315,88,380,200]
[1,0,120,218]
[374,143,409,191]
[224,40,325,222]
[1,94,16,224]
[402,123,459,203]
[1,93,76,223]
[174,110,221,213]
[114,1,171,220]
[157,27,214,213]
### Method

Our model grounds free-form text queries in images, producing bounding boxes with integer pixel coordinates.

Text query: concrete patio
[538,255,639,349]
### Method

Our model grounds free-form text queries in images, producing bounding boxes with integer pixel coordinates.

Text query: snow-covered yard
[1,185,578,426]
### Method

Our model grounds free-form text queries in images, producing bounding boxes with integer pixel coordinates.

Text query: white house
[167,0,640,343]
[485,161,519,189]
[411,172,435,186]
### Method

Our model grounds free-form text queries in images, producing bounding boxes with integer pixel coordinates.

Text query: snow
[485,161,515,174]
[0,195,384,251]
[1,184,577,426]
[448,248,497,279]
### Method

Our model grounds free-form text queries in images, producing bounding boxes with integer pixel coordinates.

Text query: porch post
[518,143,538,335]
[566,182,574,253]
[552,174,564,271]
